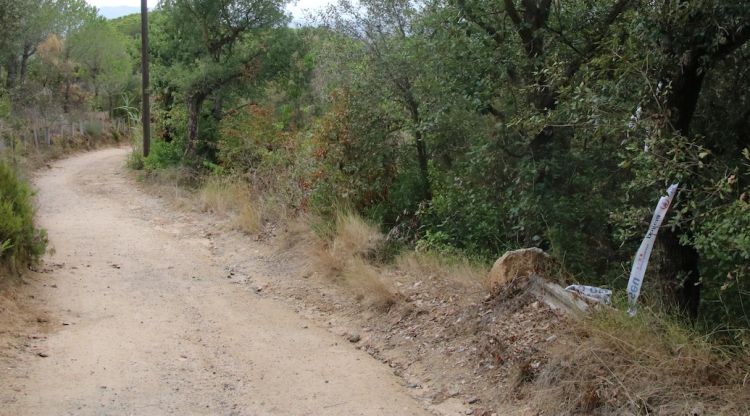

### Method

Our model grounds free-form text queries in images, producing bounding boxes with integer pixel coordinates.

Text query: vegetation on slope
[125,0,750,412]
[1,0,749,413]
[0,162,46,278]
[127,0,750,334]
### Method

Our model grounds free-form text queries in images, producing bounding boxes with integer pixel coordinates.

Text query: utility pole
[140,0,150,157]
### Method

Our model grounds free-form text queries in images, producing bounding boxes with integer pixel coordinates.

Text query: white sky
[85,0,333,21]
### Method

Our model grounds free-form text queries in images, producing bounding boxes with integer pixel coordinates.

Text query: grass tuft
[192,176,277,234]
[294,211,397,310]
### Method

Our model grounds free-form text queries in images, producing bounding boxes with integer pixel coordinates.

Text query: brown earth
[0,148,438,416]
[1,147,573,416]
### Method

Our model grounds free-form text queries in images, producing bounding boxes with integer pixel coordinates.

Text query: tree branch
[563,0,632,79]
[456,0,504,46]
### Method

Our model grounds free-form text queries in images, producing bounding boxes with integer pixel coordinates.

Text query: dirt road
[0,148,431,415]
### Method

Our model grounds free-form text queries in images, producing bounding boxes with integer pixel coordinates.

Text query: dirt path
[0,148,432,416]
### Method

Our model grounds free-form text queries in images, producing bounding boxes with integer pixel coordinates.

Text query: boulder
[487,248,552,292]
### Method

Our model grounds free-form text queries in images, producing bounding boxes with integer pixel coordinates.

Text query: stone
[487,248,552,292]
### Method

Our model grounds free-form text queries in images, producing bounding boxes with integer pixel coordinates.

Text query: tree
[68,18,131,114]
[154,0,288,157]
[2,0,96,90]
[621,1,750,319]
[324,0,433,202]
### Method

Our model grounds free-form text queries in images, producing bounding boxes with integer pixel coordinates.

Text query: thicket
[130,0,750,337]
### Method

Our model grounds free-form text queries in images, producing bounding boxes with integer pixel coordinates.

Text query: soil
[0,148,432,416]
[0,147,568,416]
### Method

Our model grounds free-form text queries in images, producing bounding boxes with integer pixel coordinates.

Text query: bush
[143,140,183,171]
[0,162,46,276]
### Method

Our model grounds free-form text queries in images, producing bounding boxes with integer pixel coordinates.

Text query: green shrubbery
[0,162,46,276]
[136,1,750,335]
[143,140,183,171]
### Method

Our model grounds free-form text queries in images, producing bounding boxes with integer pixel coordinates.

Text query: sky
[85,0,333,22]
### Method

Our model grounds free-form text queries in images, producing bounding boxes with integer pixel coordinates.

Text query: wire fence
[0,112,130,153]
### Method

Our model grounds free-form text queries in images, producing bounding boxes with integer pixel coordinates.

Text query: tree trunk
[659,229,701,318]
[657,56,706,320]
[212,95,223,122]
[406,97,431,201]
[63,79,71,113]
[415,129,431,201]
[184,92,206,157]
[5,54,18,89]
[19,43,33,85]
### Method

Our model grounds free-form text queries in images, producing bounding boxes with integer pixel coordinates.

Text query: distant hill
[99,6,140,19]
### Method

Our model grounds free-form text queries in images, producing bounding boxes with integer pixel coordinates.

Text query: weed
[235,204,263,234]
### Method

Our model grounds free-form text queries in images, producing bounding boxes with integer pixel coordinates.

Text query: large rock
[487,248,553,292]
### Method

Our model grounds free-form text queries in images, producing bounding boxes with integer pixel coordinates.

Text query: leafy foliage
[0,162,46,275]
[141,0,750,332]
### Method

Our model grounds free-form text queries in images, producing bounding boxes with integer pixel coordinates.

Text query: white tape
[627,184,678,316]
[565,285,612,304]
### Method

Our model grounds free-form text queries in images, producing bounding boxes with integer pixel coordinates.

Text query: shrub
[0,162,46,276]
[143,140,183,171]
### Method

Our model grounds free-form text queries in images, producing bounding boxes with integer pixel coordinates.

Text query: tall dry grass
[136,166,198,212]
[195,176,275,234]
[295,212,396,310]
[395,250,487,290]
[521,307,750,415]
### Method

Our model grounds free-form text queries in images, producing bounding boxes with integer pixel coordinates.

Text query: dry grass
[286,212,492,312]
[302,212,383,277]
[197,177,248,215]
[235,204,263,234]
[291,212,396,310]
[342,257,397,312]
[137,167,196,211]
[395,250,487,289]
[330,211,383,261]
[139,173,275,235]
[522,307,750,415]
[193,176,278,234]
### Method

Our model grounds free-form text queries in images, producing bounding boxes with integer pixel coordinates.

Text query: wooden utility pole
[140,0,150,157]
